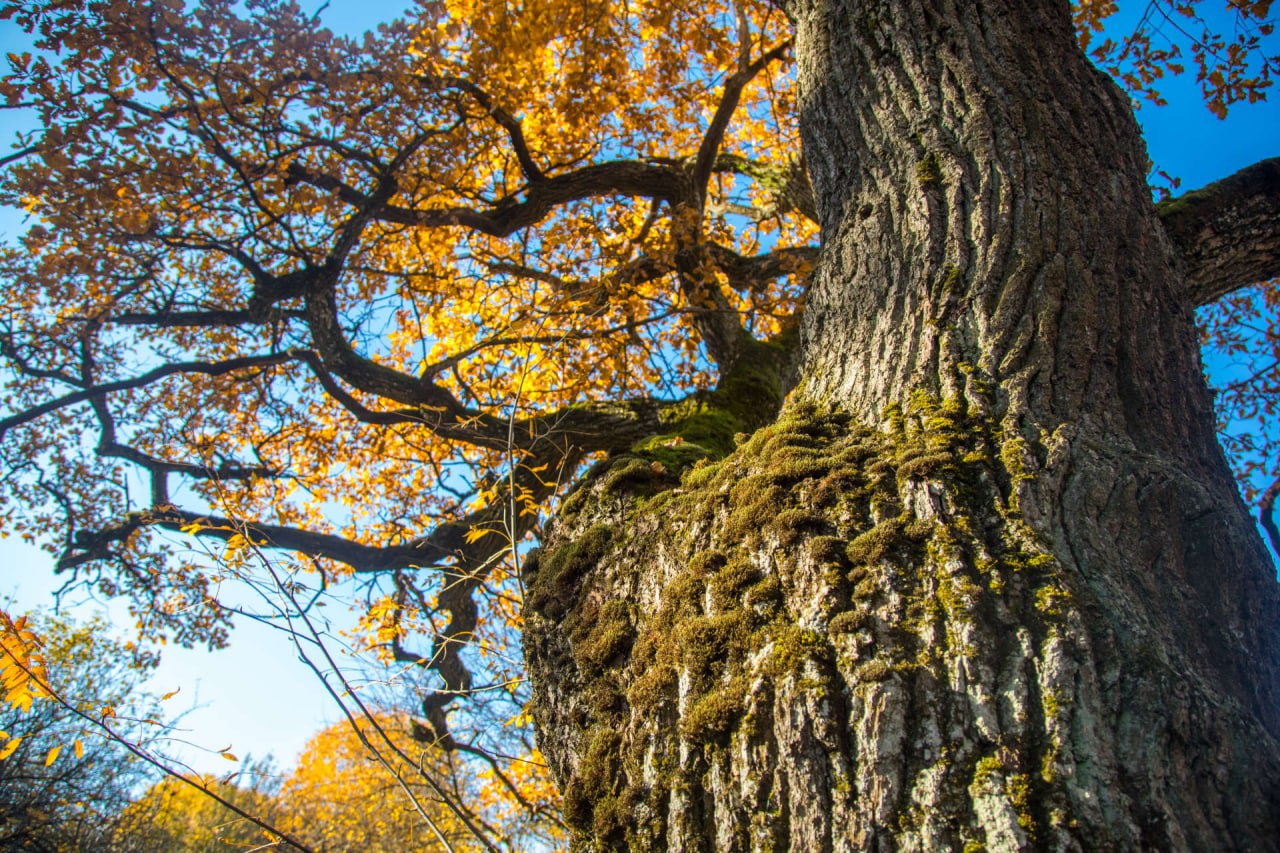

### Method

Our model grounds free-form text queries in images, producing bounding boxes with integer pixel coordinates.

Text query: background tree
[111,765,280,853]
[0,611,163,851]
[0,0,1278,848]
[108,712,564,852]
[273,713,563,851]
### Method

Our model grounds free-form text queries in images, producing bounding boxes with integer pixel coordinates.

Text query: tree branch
[691,41,793,201]
[1159,157,1280,306]
[711,153,817,222]
[706,243,819,292]
[424,75,545,183]
[110,307,305,328]
[288,159,689,237]
[1260,473,1280,559]
[0,352,297,440]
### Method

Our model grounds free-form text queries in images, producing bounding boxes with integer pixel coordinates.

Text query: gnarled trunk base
[525,399,1280,850]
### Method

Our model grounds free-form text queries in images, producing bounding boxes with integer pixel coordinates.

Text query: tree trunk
[524,0,1280,849]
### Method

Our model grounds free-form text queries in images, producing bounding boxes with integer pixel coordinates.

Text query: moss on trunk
[525,395,1177,850]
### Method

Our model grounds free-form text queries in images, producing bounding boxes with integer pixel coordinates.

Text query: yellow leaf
[0,737,20,760]
[463,526,504,544]
[45,745,61,766]
[73,739,84,759]
[221,751,238,762]
[161,687,181,701]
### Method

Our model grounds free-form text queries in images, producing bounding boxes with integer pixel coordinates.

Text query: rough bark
[525,0,1280,849]
[1158,157,1280,307]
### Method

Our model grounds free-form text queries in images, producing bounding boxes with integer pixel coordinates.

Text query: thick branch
[712,153,817,222]
[706,243,819,292]
[288,159,689,237]
[691,41,794,200]
[1159,157,1280,306]
[111,307,305,328]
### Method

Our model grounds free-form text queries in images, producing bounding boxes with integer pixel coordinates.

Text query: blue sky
[0,1,1277,778]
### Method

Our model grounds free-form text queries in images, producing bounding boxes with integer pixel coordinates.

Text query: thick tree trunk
[525,0,1280,849]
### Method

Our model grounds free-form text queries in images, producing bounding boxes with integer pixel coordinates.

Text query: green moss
[744,576,783,611]
[527,523,614,618]
[1041,740,1061,784]
[851,575,879,600]
[1007,772,1035,831]
[829,610,869,634]
[1034,584,1070,619]
[557,484,592,521]
[1042,690,1061,720]
[896,450,957,482]
[916,152,943,186]
[941,264,963,296]
[806,535,848,566]
[600,456,676,497]
[1155,184,1214,222]
[564,727,625,835]
[709,558,761,612]
[935,574,983,620]
[585,678,624,714]
[973,755,1003,788]
[688,549,727,577]
[845,515,928,566]
[764,625,827,678]
[574,601,634,671]
[999,436,1034,484]
[769,508,829,545]
[854,659,892,682]
[724,481,789,541]
[677,612,752,690]
[544,389,1082,846]
[628,663,677,712]
[681,677,750,743]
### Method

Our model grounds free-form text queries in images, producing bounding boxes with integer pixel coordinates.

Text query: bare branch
[0,352,296,439]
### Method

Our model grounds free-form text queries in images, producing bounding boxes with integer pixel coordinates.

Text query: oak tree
[2,0,1280,848]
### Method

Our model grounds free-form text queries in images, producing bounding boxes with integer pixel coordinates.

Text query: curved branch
[691,41,793,201]
[288,159,689,237]
[706,243,819,292]
[425,75,545,183]
[1159,157,1280,306]
[58,506,439,575]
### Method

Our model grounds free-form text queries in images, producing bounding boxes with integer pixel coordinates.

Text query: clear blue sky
[0,2,1277,778]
